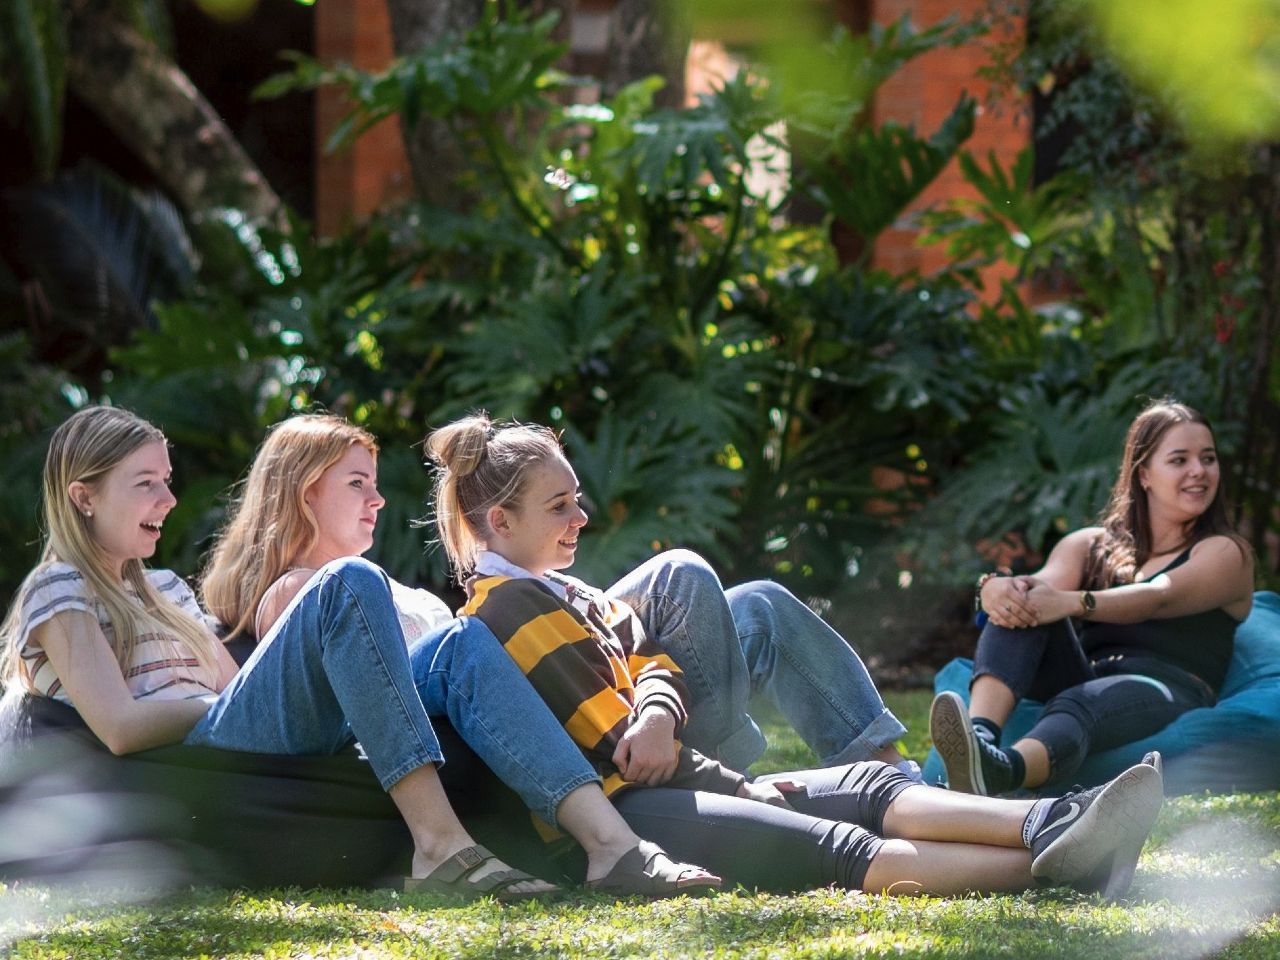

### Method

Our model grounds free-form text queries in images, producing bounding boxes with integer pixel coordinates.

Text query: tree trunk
[602,0,689,109]
[64,7,281,224]
[382,0,487,209]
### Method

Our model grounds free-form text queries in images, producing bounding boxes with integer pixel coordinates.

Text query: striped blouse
[16,562,220,704]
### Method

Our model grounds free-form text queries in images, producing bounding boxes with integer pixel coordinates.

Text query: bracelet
[973,571,1004,614]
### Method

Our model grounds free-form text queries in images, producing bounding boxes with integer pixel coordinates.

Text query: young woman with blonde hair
[2,407,717,898]
[422,412,1166,898]
[201,413,720,897]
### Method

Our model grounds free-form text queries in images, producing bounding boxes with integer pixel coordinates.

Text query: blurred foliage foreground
[0,2,1276,669]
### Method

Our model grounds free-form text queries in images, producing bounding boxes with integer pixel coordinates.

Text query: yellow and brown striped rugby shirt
[462,573,745,799]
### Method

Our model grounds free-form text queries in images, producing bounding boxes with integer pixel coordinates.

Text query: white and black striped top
[16,562,220,705]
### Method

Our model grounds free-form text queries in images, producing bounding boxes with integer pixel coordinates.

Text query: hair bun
[426,414,493,478]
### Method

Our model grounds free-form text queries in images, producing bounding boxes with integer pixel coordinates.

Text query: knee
[655,549,722,593]
[660,552,721,583]
[727,579,795,624]
[1039,687,1096,734]
[318,556,390,596]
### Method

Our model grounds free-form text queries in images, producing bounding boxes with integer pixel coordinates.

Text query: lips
[141,520,163,539]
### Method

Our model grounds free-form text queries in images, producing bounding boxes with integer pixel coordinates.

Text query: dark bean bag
[0,695,543,888]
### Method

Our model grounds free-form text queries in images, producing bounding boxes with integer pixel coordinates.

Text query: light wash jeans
[607,550,907,771]
[186,557,599,825]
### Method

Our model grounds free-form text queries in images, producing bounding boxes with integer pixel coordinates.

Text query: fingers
[770,779,807,793]
[611,740,632,779]
[987,578,1039,628]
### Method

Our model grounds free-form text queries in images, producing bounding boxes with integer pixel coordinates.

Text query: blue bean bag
[921,591,1280,794]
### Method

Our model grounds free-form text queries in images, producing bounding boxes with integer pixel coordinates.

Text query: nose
[572,503,588,527]
[368,486,386,510]
[160,484,178,510]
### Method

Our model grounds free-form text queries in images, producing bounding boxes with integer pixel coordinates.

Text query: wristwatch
[1079,590,1096,617]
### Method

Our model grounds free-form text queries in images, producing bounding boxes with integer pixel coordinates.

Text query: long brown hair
[425,412,562,579]
[1,406,220,689]
[1084,399,1248,587]
[201,414,379,639]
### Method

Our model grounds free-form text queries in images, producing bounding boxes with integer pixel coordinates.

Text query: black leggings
[973,619,1214,781]
[612,761,915,891]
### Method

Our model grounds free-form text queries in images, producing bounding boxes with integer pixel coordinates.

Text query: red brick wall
[870,0,1027,289]
[314,0,411,235]
[313,0,1028,271]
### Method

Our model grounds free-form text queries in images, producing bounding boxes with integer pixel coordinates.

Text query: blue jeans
[186,557,600,825]
[607,550,906,770]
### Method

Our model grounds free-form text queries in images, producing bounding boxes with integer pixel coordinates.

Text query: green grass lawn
[3,690,1278,959]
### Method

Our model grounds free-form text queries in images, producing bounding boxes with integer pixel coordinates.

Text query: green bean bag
[922,591,1280,794]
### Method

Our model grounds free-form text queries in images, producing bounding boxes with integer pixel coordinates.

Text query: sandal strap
[588,840,720,896]
[425,844,499,886]
[405,844,553,899]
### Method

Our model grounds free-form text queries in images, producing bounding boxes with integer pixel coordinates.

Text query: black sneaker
[929,691,1017,795]
[1030,757,1164,899]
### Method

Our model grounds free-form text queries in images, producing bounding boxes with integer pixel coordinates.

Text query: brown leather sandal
[404,844,559,902]
[586,841,722,898]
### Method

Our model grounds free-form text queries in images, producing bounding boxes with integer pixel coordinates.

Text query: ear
[1136,464,1149,492]
[487,504,513,539]
[67,481,95,517]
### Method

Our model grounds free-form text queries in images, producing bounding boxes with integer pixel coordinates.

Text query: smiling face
[300,443,385,567]
[69,440,176,577]
[1138,421,1219,528]
[487,454,587,575]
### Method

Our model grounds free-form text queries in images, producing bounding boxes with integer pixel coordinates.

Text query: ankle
[972,716,1002,745]
[412,829,474,872]
[1006,746,1027,787]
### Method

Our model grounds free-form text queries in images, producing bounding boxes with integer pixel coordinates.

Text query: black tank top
[1079,549,1239,694]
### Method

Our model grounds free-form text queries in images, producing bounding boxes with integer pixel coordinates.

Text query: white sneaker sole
[1030,762,1164,899]
[929,691,986,795]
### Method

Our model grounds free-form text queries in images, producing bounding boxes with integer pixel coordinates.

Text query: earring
[84,509,93,518]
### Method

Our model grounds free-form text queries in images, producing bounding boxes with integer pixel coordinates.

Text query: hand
[1024,582,1079,625]
[613,708,679,785]
[735,778,805,809]
[982,575,1039,629]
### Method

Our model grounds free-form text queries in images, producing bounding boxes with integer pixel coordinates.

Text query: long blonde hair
[1,406,220,690]
[425,412,562,579]
[201,414,379,639]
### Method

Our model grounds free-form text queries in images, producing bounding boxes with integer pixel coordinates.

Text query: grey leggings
[611,761,915,891]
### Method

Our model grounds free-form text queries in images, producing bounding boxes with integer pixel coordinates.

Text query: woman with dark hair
[931,398,1255,795]
[419,412,1167,899]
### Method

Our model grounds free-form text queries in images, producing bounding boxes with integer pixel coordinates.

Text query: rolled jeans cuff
[544,770,606,829]
[821,708,906,767]
[712,715,769,773]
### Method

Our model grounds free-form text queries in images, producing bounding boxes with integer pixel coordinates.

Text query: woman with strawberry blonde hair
[1,407,717,899]
[201,413,720,897]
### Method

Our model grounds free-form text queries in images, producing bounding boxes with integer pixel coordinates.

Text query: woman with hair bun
[2,407,719,899]
[199,413,721,897]
[931,399,1255,796]
[422,412,1167,898]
